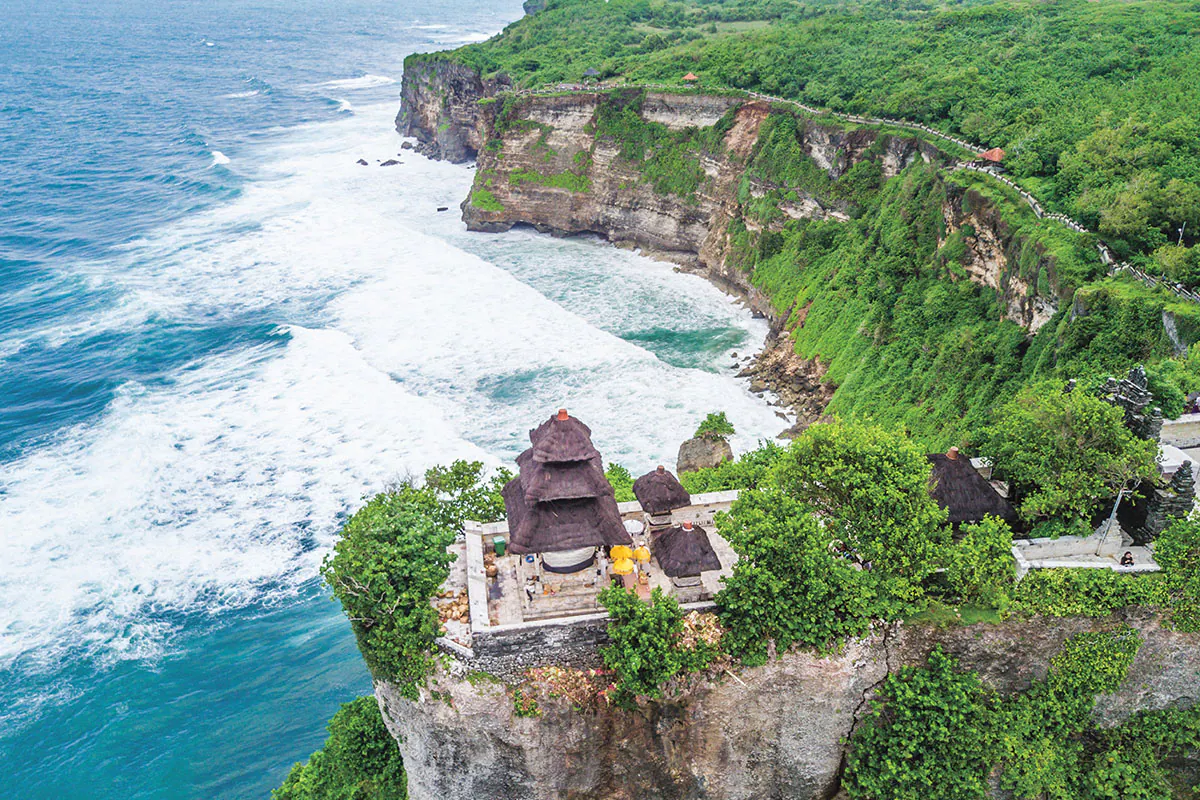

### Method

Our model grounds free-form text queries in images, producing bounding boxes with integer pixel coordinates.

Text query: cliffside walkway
[496,81,1195,306]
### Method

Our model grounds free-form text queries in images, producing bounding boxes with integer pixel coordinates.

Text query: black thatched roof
[517,450,611,503]
[633,465,691,515]
[529,410,600,464]
[652,523,722,578]
[927,453,1018,528]
[504,483,631,554]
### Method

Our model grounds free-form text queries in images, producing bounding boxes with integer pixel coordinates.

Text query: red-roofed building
[682,72,699,82]
[981,147,1005,163]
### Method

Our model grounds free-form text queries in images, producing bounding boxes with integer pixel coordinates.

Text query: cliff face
[464,92,753,278]
[941,186,1060,333]
[458,91,939,318]
[377,612,1199,800]
[396,60,508,162]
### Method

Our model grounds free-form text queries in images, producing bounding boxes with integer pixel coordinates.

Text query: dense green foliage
[775,420,949,609]
[944,516,1014,607]
[716,487,876,662]
[323,462,507,696]
[436,0,1199,268]
[273,697,406,800]
[1010,568,1168,620]
[598,586,718,700]
[1155,517,1200,632]
[1009,517,1200,630]
[603,462,636,502]
[693,410,735,441]
[678,440,784,493]
[978,383,1158,533]
[846,628,1200,800]
[714,421,1019,661]
[843,647,996,800]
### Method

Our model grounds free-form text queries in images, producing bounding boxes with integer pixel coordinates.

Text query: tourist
[1120,551,1135,566]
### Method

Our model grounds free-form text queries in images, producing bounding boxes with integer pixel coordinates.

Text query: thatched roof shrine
[504,409,631,555]
[652,522,721,578]
[927,447,1017,528]
[633,465,691,515]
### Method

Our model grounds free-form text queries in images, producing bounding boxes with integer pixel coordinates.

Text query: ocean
[0,0,785,797]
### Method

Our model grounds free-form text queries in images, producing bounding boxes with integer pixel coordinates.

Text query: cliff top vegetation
[419,0,1199,274]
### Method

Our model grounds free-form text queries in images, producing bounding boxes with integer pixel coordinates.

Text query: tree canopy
[775,420,950,608]
[978,383,1158,534]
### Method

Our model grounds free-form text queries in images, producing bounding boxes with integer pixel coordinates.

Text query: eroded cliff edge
[376,611,1199,800]
[397,61,1078,433]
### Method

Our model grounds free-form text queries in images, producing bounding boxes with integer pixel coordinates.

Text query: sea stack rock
[676,436,733,474]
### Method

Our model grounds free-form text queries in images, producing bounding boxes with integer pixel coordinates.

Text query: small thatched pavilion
[503,409,631,572]
[927,447,1018,530]
[633,465,691,516]
[652,521,722,587]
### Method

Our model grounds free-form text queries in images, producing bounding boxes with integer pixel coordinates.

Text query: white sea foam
[210,150,231,165]
[309,74,395,90]
[223,90,260,99]
[0,102,786,675]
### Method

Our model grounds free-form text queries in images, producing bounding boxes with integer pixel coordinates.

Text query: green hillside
[430,0,1200,276]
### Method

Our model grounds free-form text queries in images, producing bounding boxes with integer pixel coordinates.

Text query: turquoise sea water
[0,1,786,797]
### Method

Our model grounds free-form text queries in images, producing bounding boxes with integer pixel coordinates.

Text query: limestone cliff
[941,184,1061,333]
[377,611,1199,800]
[396,60,508,162]
[394,62,1071,430]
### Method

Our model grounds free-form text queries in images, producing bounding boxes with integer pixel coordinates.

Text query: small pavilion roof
[652,522,721,577]
[633,465,691,515]
[583,68,601,77]
[980,147,1005,162]
[682,72,699,81]
[927,449,1017,528]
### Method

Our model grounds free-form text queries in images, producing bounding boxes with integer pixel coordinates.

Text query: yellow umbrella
[612,558,635,575]
[633,545,651,563]
[610,545,633,561]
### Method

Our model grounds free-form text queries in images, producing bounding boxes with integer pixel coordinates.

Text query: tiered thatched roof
[504,409,632,554]
[927,448,1017,528]
[652,522,721,578]
[633,465,691,515]
[517,451,610,504]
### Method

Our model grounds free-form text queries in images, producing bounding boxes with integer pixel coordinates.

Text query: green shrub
[945,516,1015,607]
[604,462,635,502]
[775,420,950,611]
[715,488,875,663]
[978,382,1158,530]
[322,489,456,695]
[273,696,406,800]
[1155,516,1200,632]
[598,586,718,701]
[470,188,505,211]
[996,627,1142,799]
[693,411,735,441]
[1010,569,1169,619]
[843,648,996,800]
[845,629,1152,800]
[322,462,507,696]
